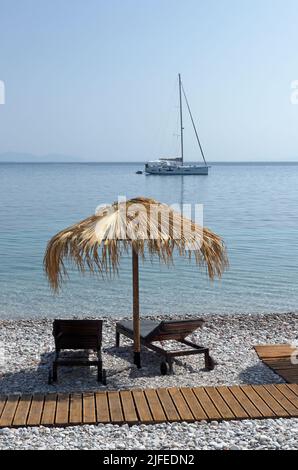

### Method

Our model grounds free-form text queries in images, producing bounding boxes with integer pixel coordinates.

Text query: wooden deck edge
[254,343,298,385]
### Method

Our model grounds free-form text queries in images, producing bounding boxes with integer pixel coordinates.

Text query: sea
[0,162,297,319]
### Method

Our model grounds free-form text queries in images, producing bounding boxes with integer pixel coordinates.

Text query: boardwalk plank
[168,388,193,421]
[265,358,297,370]
[263,385,298,416]
[255,344,296,358]
[0,395,19,427]
[120,391,138,424]
[240,385,275,418]
[252,385,289,417]
[95,392,110,423]
[278,371,298,383]
[13,395,32,427]
[156,389,180,422]
[83,393,96,424]
[0,396,7,420]
[108,391,124,423]
[144,389,166,423]
[275,384,298,410]
[41,394,57,426]
[287,384,298,396]
[216,386,248,419]
[180,388,208,421]
[132,390,153,423]
[27,394,44,426]
[192,387,221,420]
[69,393,82,425]
[229,386,261,418]
[55,394,70,425]
[205,387,235,420]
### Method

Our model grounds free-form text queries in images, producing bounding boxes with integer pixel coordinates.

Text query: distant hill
[0,152,82,162]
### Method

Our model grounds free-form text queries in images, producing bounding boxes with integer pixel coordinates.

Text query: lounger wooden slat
[27,394,44,426]
[156,388,180,422]
[55,394,70,425]
[263,385,298,416]
[216,386,248,419]
[192,387,222,420]
[204,387,235,420]
[132,390,153,423]
[228,386,261,419]
[167,387,193,421]
[13,395,32,427]
[83,393,96,424]
[240,385,275,418]
[120,391,138,424]
[108,391,124,423]
[0,395,19,427]
[251,385,289,417]
[180,387,208,421]
[41,394,57,426]
[144,389,166,422]
[95,392,110,423]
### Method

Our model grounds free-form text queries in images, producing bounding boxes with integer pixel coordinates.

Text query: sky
[0,0,298,162]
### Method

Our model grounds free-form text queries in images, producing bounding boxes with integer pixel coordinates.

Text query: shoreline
[1,309,298,321]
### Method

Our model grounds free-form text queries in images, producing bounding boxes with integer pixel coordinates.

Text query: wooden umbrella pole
[132,248,141,368]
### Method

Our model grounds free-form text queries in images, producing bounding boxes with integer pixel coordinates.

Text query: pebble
[0,419,296,450]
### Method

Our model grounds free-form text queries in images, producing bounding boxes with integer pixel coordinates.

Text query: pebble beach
[0,312,297,450]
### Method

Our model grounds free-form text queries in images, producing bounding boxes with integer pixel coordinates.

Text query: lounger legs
[134,351,141,369]
[204,350,215,371]
[167,358,173,374]
[160,358,174,375]
[97,361,104,382]
[49,350,107,384]
[52,351,59,382]
[52,363,58,382]
[115,331,120,347]
[97,350,107,384]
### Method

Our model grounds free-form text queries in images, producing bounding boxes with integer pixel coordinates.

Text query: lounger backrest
[53,319,103,350]
[146,318,205,341]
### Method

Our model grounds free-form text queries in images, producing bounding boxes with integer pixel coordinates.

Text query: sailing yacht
[145,74,209,175]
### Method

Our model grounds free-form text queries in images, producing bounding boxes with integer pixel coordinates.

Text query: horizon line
[1,160,298,164]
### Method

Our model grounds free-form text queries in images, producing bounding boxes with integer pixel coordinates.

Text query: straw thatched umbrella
[44,196,228,368]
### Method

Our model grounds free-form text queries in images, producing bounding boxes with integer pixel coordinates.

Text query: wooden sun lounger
[116,318,214,374]
[49,319,106,385]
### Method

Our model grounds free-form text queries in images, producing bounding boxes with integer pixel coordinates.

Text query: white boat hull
[145,165,209,175]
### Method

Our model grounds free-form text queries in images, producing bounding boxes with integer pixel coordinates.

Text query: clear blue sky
[0,0,298,161]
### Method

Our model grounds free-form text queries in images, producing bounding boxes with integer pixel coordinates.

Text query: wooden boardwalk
[254,344,298,384]
[1,383,298,428]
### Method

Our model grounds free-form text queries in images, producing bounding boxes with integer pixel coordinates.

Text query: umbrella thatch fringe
[44,197,228,290]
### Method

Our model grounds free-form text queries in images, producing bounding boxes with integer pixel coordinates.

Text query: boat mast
[178,73,184,165]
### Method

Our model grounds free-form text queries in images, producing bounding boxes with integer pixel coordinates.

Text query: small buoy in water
[136,170,143,174]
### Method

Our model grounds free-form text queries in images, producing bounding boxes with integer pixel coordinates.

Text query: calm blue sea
[0,162,297,318]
